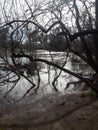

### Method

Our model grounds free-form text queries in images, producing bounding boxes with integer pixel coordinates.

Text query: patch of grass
[88,91,97,97]
[80,91,98,97]
[0,127,4,130]
[80,93,86,97]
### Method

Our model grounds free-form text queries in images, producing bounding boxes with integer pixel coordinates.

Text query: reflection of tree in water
[23,62,42,76]
[71,55,94,76]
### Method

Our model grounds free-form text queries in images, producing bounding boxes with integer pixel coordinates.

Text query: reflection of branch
[12,53,97,92]
[23,85,35,98]
[16,72,36,98]
[33,59,91,84]
[4,79,20,98]
[34,61,41,93]
[49,51,58,91]
[65,80,83,90]
[52,51,69,91]
[6,62,36,97]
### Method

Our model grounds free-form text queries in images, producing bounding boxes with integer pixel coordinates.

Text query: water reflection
[0,50,94,98]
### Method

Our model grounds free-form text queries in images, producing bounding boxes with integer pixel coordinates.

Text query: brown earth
[0,93,98,130]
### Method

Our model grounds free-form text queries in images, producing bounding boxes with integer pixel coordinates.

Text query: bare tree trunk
[95,0,98,29]
[94,0,98,66]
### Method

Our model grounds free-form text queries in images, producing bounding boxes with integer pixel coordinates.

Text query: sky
[0,0,95,31]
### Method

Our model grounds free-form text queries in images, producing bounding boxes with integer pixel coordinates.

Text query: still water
[0,50,94,98]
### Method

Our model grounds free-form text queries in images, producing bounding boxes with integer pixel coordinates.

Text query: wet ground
[0,93,98,130]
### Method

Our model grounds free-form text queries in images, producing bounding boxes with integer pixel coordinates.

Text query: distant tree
[0,27,9,49]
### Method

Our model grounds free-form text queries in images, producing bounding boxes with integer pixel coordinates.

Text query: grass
[80,91,98,97]
[0,127,4,130]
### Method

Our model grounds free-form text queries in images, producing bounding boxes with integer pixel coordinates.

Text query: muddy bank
[0,93,98,130]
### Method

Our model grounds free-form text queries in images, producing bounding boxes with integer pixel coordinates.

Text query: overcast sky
[0,0,95,30]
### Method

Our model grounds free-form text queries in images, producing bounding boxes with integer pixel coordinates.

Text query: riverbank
[0,93,98,130]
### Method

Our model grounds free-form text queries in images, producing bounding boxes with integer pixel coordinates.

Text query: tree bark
[94,0,98,66]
